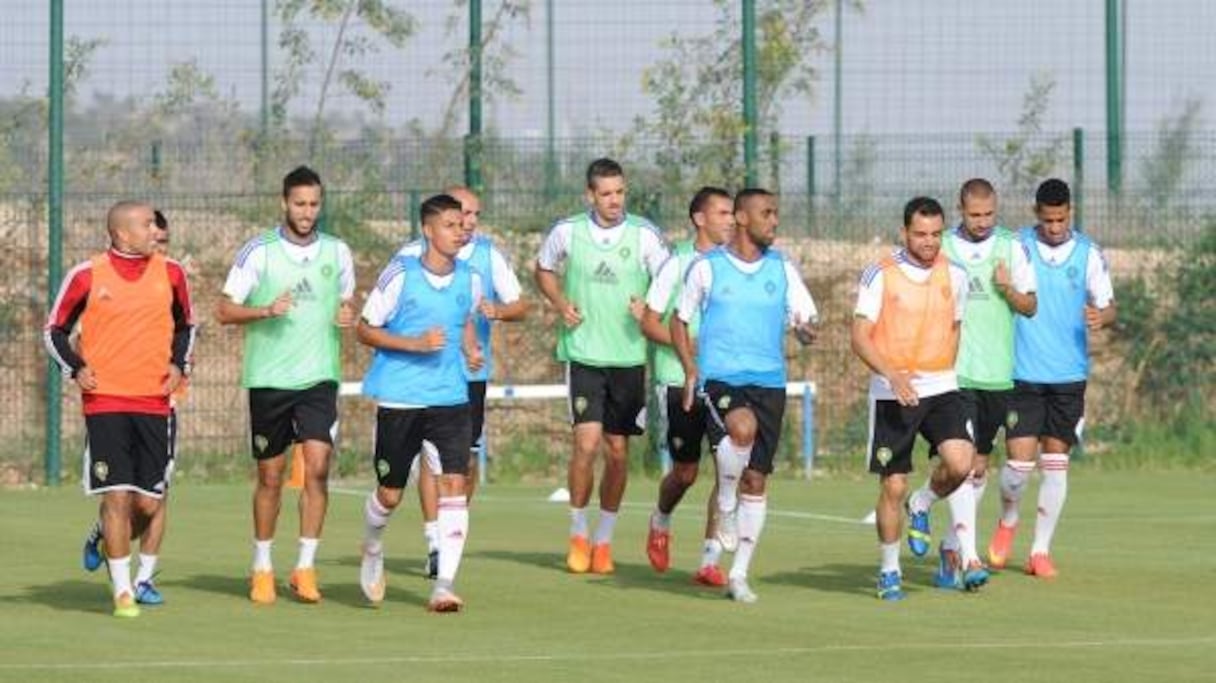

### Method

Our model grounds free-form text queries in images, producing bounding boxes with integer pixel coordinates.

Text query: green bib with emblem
[945,227,1015,390]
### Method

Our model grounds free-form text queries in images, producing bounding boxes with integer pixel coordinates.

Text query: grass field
[2,470,1214,682]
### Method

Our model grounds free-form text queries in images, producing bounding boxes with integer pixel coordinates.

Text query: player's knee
[671,463,699,487]
[881,474,908,501]
[377,486,404,509]
[740,469,767,495]
[134,495,160,520]
[725,412,758,447]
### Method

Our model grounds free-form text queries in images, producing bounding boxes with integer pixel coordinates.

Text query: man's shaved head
[106,200,151,240]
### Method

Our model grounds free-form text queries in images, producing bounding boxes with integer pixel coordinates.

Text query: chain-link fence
[2,1,1212,483]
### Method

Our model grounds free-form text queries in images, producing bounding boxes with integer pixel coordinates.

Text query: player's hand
[465,343,485,372]
[794,320,818,346]
[418,326,446,352]
[993,260,1012,296]
[560,301,583,328]
[335,299,357,328]
[886,370,919,407]
[681,371,699,412]
[479,300,500,321]
[267,290,294,317]
[628,296,646,323]
[74,366,98,391]
[1084,305,1105,331]
[162,364,184,395]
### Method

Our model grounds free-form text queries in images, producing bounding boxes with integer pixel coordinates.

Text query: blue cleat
[877,570,905,601]
[961,561,990,592]
[82,535,104,572]
[906,504,931,557]
[134,580,164,606]
[932,545,963,590]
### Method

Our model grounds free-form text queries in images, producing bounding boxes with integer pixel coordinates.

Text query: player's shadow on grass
[764,562,936,599]
[330,554,429,609]
[1,580,110,614]
[472,550,729,600]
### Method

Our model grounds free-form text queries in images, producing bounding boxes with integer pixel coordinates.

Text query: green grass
[2,471,1214,682]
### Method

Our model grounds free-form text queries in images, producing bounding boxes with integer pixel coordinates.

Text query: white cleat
[360,542,385,605]
[726,577,758,604]
[716,506,740,553]
[427,582,464,613]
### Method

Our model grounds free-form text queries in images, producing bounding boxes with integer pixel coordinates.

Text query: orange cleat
[566,535,591,574]
[1024,553,1058,579]
[646,527,670,573]
[590,543,615,574]
[289,568,322,603]
[427,584,464,613]
[987,521,1018,570]
[249,570,276,605]
[692,564,727,587]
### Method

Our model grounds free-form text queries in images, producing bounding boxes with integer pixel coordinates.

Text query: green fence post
[45,0,65,486]
[806,135,816,234]
[465,0,484,193]
[1073,127,1085,232]
[742,0,757,186]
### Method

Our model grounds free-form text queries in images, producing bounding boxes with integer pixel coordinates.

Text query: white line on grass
[5,635,1215,671]
[329,486,870,525]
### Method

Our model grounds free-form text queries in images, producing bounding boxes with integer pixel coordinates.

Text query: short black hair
[153,209,168,231]
[903,196,945,227]
[586,158,624,189]
[688,186,732,221]
[959,178,995,204]
[1035,178,1071,208]
[733,187,774,213]
[282,165,323,198]
[421,193,464,223]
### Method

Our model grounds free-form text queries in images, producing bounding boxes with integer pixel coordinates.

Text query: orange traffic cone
[286,444,305,490]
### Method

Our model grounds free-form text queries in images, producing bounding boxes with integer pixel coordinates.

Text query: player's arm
[671,259,708,410]
[640,256,678,345]
[214,247,292,325]
[335,241,358,328]
[481,246,528,322]
[43,262,90,382]
[533,222,581,326]
[784,261,820,346]
[995,244,1037,317]
[165,262,196,393]
[355,266,445,353]
[1084,245,1116,330]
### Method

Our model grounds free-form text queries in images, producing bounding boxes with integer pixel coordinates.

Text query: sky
[1,0,1212,138]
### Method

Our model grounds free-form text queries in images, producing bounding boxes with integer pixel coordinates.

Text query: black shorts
[374,404,472,488]
[868,391,973,476]
[566,362,646,436]
[930,388,1010,457]
[661,385,710,464]
[1006,380,1086,446]
[84,413,171,497]
[248,381,338,460]
[468,380,487,451]
[703,381,786,475]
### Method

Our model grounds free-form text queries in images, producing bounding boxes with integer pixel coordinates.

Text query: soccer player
[671,188,819,603]
[356,194,483,612]
[642,186,736,586]
[908,179,1037,590]
[80,209,194,606]
[405,186,528,579]
[46,201,195,617]
[216,166,357,604]
[987,178,1115,578]
[534,158,669,574]
[850,196,976,601]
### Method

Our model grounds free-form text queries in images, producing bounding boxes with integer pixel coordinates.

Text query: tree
[626,0,842,195]
[1140,98,1203,214]
[977,73,1067,198]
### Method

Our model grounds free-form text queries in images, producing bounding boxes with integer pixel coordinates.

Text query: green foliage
[1140,98,1203,213]
[1110,219,1215,420]
[977,73,1067,197]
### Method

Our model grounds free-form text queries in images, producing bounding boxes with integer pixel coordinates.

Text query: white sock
[1031,453,1069,555]
[296,537,319,570]
[715,437,750,513]
[593,510,617,546]
[109,555,133,598]
[701,538,723,569]
[973,471,989,508]
[252,539,273,572]
[999,460,1036,526]
[908,485,939,515]
[569,507,588,538]
[880,542,901,575]
[364,493,392,554]
[728,494,766,581]
[650,509,670,531]
[134,553,158,585]
[946,475,979,565]
[423,519,439,553]
[437,496,469,583]
[87,519,103,543]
